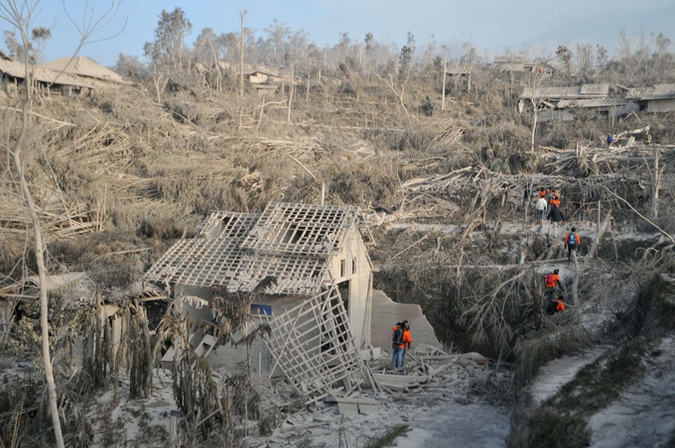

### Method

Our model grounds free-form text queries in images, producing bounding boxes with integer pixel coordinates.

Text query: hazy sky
[1,0,674,67]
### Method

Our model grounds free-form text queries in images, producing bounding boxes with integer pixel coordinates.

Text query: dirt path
[394,402,510,448]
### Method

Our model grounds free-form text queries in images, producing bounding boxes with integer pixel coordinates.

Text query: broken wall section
[370,289,440,352]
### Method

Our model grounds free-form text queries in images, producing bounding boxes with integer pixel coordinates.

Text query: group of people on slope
[534,186,565,236]
[542,227,582,316]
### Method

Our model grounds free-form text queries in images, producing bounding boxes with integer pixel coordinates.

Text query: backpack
[543,273,555,286]
[568,233,577,246]
[392,328,403,345]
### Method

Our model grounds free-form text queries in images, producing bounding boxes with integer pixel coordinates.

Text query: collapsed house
[144,202,382,400]
[0,272,93,343]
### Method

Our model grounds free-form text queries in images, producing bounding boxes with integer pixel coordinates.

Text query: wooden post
[169,415,178,448]
[652,143,660,218]
[287,63,294,124]
[239,10,247,98]
[441,46,447,110]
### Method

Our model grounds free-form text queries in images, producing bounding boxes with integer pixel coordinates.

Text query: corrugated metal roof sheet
[521,84,610,100]
[520,86,580,99]
[580,83,609,96]
[626,84,675,100]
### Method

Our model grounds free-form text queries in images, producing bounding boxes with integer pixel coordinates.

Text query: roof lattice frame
[144,203,366,295]
[144,213,259,287]
[243,202,360,256]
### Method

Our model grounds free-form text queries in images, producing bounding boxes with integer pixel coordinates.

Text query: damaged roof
[520,83,609,100]
[626,84,675,100]
[144,202,364,295]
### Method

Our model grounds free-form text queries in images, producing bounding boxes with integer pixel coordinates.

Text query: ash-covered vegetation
[1,5,675,447]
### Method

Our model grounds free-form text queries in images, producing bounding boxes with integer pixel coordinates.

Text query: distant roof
[446,66,469,76]
[41,56,124,83]
[145,202,364,296]
[626,84,675,100]
[247,69,281,77]
[492,56,530,65]
[520,83,609,100]
[0,59,94,88]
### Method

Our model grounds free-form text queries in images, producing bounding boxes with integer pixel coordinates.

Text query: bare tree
[0,1,122,446]
[440,45,448,110]
[461,35,479,94]
[239,9,247,97]
[523,59,551,153]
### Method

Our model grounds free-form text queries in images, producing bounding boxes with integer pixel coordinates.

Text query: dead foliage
[80,297,115,392]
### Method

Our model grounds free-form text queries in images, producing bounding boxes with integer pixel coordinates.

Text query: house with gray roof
[519,83,636,121]
[626,84,675,112]
[41,56,125,84]
[0,57,94,96]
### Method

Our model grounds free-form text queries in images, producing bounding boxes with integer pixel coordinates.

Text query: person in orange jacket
[544,269,562,303]
[546,295,565,315]
[392,321,412,368]
[549,193,561,209]
[564,227,581,261]
[402,321,412,365]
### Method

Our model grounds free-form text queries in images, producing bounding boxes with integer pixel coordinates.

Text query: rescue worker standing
[401,321,412,366]
[564,227,581,261]
[549,193,561,209]
[391,322,405,369]
[547,202,565,237]
[535,194,548,228]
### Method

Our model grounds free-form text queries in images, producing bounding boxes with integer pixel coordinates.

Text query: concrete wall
[327,225,372,349]
[369,289,440,353]
[205,294,307,374]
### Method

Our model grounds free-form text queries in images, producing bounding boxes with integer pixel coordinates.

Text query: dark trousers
[567,246,577,260]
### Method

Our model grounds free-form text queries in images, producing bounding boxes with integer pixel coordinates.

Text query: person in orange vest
[401,321,412,366]
[545,187,555,213]
[544,269,562,302]
[549,193,561,209]
[538,187,547,199]
[546,295,565,315]
[564,227,581,261]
